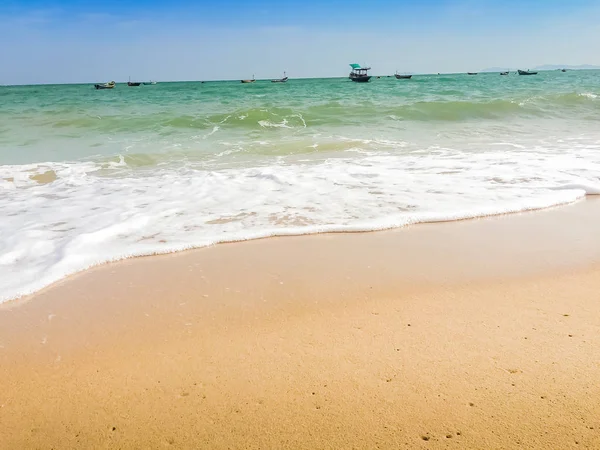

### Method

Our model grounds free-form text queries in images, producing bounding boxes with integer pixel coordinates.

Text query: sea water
[1,71,600,301]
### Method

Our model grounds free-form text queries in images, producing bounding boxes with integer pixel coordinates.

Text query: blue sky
[1,0,599,84]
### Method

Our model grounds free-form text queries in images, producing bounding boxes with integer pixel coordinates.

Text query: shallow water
[1,71,600,301]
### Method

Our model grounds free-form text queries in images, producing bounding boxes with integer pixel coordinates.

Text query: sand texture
[2,200,600,449]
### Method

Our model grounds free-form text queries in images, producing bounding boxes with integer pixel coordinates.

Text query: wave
[0,189,590,304]
[7,91,598,138]
[0,187,590,304]
[2,147,600,303]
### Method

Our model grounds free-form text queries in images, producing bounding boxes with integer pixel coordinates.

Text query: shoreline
[4,69,600,306]
[2,199,600,448]
[1,193,594,307]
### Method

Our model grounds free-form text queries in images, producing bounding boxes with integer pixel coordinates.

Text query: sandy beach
[2,199,600,449]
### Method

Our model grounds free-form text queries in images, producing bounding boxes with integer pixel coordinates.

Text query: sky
[1,0,599,84]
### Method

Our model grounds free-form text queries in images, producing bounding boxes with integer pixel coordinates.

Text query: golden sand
[1,199,600,448]
[29,169,57,184]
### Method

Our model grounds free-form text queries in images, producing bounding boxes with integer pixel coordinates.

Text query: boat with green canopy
[349,64,371,82]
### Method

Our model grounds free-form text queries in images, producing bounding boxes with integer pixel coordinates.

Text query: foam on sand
[2,144,600,302]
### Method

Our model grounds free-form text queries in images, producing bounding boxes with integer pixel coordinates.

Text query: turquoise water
[2,71,599,165]
[1,71,600,301]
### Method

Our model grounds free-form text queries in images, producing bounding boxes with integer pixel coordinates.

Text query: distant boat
[142,81,157,85]
[518,69,538,76]
[561,69,567,72]
[467,72,478,75]
[349,64,371,82]
[500,71,509,75]
[395,72,412,79]
[94,81,115,90]
[271,72,288,83]
[241,74,256,83]
[127,77,141,86]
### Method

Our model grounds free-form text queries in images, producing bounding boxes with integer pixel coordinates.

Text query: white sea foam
[2,142,600,303]
[203,126,220,138]
[258,119,291,128]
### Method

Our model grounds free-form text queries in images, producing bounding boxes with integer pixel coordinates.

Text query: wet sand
[2,200,600,449]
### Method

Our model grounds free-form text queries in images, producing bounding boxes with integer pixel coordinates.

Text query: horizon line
[3,68,600,87]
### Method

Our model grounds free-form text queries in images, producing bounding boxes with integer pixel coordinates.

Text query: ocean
[1,71,600,302]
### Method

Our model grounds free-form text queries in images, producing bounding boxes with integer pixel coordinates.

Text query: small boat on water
[127,77,141,86]
[142,81,157,85]
[271,72,288,83]
[518,69,538,75]
[94,81,115,90]
[349,64,371,82]
[561,69,567,72]
[467,72,478,75]
[241,75,256,83]
[500,71,509,75]
[395,72,412,79]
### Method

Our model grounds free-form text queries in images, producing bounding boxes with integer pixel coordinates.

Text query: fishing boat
[395,72,412,79]
[241,75,256,83]
[127,77,141,86]
[142,81,157,85]
[271,72,288,83]
[518,69,538,75]
[349,64,371,82]
[500,71,509,75]
[467,72,478,75]
[94,81,115,90]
